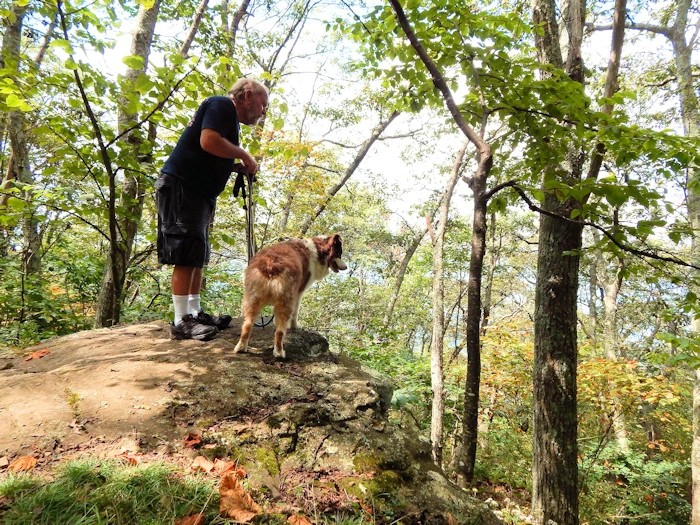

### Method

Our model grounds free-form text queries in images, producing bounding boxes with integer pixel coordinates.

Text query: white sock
[172,295,190,325]
[188,294,201,317]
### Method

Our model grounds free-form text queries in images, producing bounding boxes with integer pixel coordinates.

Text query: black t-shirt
[161,96,240,201]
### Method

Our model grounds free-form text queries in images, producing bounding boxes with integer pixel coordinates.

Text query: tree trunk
[531,0,584,520]
[94,0,161,327]
[602,271,631,454]
[670,0,700,520]
[384,218,432,327]
[2,3,41,281]
[532,191,582,525]
[429,141,467,466]
[480,211,497,334]
[457,146,496,485]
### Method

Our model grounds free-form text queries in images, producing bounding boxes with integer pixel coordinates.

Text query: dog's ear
[331,234,343,255]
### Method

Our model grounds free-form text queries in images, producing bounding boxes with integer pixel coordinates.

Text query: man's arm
[200,128,258,174]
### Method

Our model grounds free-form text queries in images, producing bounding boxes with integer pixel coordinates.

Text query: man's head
[229,79,269,126]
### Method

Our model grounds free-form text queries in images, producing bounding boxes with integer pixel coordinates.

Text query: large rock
[0,321,499,524]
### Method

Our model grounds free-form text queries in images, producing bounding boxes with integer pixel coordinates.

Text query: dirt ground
[0,319,303,462]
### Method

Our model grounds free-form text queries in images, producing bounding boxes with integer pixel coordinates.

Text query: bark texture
[94,0,161,327]
[531,0,585,521]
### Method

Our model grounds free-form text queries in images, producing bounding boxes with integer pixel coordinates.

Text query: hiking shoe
[171,314,219,341]
[194,309,232,330]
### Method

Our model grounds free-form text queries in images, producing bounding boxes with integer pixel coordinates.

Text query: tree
[94,0,162,327]
[428,140,467,465]
[589,0,700,519]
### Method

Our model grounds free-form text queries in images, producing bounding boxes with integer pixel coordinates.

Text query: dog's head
[315,234,347,273]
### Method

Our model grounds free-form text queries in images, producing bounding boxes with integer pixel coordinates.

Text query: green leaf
[134,73,153,93]
[122,55,145,70]
[7,197,24,211]
[50,39,74,55]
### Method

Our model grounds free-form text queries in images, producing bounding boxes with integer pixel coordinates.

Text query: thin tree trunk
[669,0,700,519]
[228,0,251,56]
[430,141,467,466]
[387,0,494,479]
[180,0,209,58]
[602,269,631,454]
[458,151,493,485]
[480,211,497,334]
[94,0,161,327]
[588,241,599,344]
[384,220,432,327]
[2,3,41,281]
[593,1,700,514]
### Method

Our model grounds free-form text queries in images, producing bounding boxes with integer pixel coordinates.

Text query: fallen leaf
[191,456,214,473]
[23,349,49,361]
[117,453,142,465]
[184,433,202,448]
[9,456,37,472]
[174,515,205,525]
[219,471,262,522]
[288,515,313,525]
[213,458,236,475]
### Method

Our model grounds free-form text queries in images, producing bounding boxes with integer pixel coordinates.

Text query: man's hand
[240,152,258,175]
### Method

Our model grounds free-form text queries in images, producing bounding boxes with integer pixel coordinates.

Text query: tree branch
[511,185,700,270]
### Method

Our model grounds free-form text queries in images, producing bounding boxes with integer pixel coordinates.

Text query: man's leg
[187,267,203,315]
[170,265,217,340]
[172,265,198,325]
[187,267,233,330]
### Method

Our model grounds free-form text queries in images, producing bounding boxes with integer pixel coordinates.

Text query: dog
[233,234,347,359]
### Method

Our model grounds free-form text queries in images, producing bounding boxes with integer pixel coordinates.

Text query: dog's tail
[243,267,291,303]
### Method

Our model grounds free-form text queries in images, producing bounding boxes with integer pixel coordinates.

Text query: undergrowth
[0,459,372,525]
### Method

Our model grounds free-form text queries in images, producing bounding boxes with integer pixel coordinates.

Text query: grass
[0,460,374,525]
[0,460,222,525]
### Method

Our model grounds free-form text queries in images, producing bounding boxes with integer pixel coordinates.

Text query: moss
[353,454,379,474]
[374,470,402,494]
[195,418,216,428]
[255,446,280,475]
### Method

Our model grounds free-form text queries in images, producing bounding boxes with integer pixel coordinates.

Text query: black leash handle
[232,164,256,262]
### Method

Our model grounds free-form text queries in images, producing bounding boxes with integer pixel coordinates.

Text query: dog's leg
[234,296,263,354]
[289,295,303,330]
[272,303,292,359]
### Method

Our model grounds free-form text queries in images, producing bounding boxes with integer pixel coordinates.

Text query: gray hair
[228,78,269,102]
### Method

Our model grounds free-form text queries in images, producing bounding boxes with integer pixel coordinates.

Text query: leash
[232,164,274,328]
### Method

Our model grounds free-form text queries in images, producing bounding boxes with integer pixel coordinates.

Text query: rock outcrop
[0,321,499,524]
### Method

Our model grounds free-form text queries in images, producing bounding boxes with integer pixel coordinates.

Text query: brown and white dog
[233,234,347,359]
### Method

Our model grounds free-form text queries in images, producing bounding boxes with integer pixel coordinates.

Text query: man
[156,78,269,340]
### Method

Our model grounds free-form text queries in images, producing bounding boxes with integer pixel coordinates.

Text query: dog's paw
[233,343,247,354]
[273,347,286,360]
